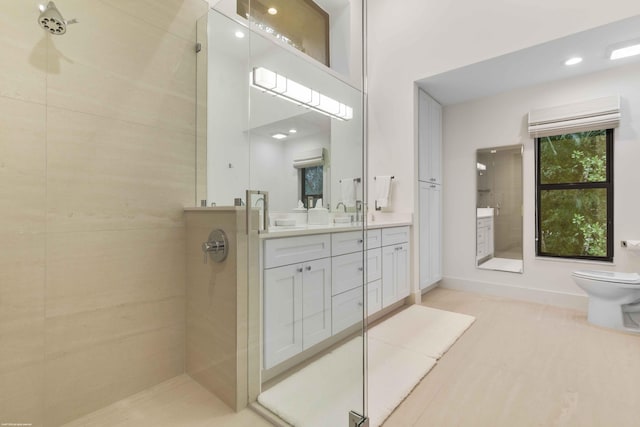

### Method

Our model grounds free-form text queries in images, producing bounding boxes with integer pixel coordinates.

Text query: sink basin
[477,208,494,218]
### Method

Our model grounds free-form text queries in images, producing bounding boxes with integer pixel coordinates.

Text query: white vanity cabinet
[262,225,410,370]
[476,216,494,261]
[263,235,332,369]
[381,227,410,308]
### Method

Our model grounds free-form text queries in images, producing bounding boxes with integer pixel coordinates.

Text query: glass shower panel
[246,0,367,424]
[202,3,366,424]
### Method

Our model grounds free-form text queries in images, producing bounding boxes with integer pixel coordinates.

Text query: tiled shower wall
[0,0,208,425]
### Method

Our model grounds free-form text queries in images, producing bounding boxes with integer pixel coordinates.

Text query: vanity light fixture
[267,7,278,15]
[289,128,297,133]
[477,162,487,171]
[234,30,245,39]
[271,133,288,140]
[251,67,353,121]
[610,43,640,60]
[564,57,583,66]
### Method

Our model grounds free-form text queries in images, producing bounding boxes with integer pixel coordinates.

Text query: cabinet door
[263,264,303,369]
[420,183,442,289]
[302,258,332,350]
[366,248,382,283]
[381,245,396,308]
[418,90,442,184]
[395,243,410,300]
[428,185,442,284]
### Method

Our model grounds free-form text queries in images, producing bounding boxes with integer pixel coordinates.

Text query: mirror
[201,8,363,220]
[476,145,523,273]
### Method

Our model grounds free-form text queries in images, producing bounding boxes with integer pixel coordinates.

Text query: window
[301,165,323,208]
[536,129,613,261]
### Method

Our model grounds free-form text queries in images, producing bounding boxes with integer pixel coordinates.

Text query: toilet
[572,270,640,332]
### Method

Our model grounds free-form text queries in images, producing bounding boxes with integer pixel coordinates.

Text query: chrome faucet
[336,202,347,213]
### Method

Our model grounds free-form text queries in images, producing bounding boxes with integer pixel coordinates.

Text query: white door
[263,264,303,369]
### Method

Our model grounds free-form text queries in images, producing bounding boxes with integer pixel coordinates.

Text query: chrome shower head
[38,2,77,35]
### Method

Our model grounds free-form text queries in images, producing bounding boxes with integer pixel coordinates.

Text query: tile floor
[385,288,640,427]
[62,288,640,427]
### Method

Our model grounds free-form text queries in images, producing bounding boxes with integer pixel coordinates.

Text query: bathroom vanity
[261,224,410,371]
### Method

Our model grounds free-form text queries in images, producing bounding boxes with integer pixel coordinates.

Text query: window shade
[293,147,324,168]
[528,95,620,138]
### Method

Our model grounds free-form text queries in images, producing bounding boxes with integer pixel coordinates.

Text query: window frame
[535,129,614,261]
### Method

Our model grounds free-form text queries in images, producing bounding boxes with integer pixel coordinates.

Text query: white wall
[367,0,640,304]
[442,62,640,307]
[367,0,640,212]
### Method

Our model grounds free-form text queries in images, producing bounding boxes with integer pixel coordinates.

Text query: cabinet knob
[357,301,363,307]
[305,265,312,271]
[358,266,364,272]
[297,267,303,273]
[357,239,363,244]
[395,246,402,251]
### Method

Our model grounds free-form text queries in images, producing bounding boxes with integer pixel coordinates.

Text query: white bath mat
[368,305,476,360]
[258,305,475,427]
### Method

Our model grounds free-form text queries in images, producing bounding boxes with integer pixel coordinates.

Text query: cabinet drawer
[264,234,330,269]
[331,231,365,256]
[332,287,363,335]
[331,252,364,295]
[366,279,382,316]
[366,229,382,249]
[366,248,382,283]
[382,226,410,246]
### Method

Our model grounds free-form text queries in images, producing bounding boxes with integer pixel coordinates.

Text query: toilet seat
[572,270,640,285]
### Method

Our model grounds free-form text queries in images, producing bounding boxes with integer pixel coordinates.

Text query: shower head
[38,2,77,35]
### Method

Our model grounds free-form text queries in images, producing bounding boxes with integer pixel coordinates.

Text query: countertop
[260,219,412,239]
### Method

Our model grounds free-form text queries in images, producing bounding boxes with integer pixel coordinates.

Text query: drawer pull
[305,265,312,271]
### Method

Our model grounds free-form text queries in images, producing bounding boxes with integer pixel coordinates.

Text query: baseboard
[439,276,588,311]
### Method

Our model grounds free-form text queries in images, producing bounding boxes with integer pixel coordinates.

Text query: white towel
[375,176,393,208]
[340,178,356,207]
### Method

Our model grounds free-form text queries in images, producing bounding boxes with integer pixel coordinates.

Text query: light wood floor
[385,288,640,427]
[62,288,640,427]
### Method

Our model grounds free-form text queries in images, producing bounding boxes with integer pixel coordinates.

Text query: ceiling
[417,15,640,106]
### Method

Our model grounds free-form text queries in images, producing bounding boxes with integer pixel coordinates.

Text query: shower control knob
[201,229,229,263]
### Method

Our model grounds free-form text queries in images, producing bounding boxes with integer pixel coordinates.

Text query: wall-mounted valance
[528,95,620,138]
[293,148,324,168]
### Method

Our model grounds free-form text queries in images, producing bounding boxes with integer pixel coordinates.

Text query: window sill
[535,256,615,267]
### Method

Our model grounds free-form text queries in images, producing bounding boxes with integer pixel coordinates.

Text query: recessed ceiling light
[289,128,297,134]
[610,43,640,60]
[267,7,278,15]
[272,133,287,140]
[564,57,583,66]
[234,30,245,39]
